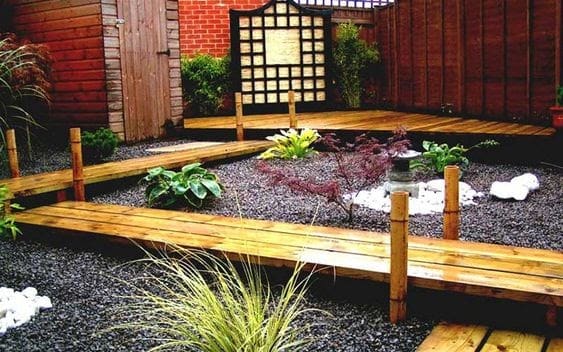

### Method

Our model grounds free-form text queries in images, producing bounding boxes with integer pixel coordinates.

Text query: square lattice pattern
[236,1,328,105]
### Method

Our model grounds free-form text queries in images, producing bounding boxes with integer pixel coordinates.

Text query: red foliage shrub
[258,128,410,222]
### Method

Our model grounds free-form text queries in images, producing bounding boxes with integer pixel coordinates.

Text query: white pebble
[0,287,52,335]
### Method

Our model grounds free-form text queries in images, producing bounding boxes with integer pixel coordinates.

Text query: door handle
[156,49,170,56]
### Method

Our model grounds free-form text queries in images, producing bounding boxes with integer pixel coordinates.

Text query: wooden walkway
[184,110,556,136]
[417,322,562,351]
[1,140,272,199]
[15,201,563,308]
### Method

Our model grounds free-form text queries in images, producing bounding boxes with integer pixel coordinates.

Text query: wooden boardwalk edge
[14,201,563,308]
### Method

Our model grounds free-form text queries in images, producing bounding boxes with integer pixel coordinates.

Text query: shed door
[117,0,170,141]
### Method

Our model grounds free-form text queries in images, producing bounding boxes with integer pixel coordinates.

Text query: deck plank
[184,110,556,136]
[416,323,488,351]
[14,201,563,307]
[481,330,545,352]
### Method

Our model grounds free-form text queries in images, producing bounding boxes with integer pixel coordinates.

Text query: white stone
[510,173,539,191]
[0,287,52,336]
[21,287,37,299]
[350,180,482,215]
[490,181,529,201]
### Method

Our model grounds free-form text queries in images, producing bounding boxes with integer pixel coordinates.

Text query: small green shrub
[81,128,119,162]
[333,22,379,108]
[556,86,563,106]
[114,246,317,352]
[181,53,230,116]
[144,162,223,208]
[411,139,499,174]
[0,184,23,240]
[258,128,320,160]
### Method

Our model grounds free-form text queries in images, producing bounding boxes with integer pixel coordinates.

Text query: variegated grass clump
[115,246,318,352]
[258,128,320,160]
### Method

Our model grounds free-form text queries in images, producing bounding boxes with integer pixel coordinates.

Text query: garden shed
[5,0,183,142]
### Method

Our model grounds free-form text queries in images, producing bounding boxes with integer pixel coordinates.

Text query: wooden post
[288,90,297,128]
[444,165,460,240]
[235,92,244,141]
[390,191,409,324]
[6,129,20,178]
[546,306,557,327]
[70,128,85,201]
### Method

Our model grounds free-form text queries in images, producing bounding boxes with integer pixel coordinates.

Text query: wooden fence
[374,0,562,124]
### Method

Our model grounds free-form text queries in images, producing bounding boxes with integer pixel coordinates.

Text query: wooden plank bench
[1,140,273,199]
[417,322,562,351]
[14,201,563,311]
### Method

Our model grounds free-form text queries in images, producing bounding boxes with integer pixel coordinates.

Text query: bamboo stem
[6,129,20,178]
[390,191,409,324]
[235,92,244,141]
[70,128,85,201]
[444,165,460,240]
[288,90,297,128]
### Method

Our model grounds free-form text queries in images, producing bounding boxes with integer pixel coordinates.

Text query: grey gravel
[1,143,561,351]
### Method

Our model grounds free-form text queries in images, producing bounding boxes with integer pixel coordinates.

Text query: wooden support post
[288,90,297,129]
[390,191,409,324]
[6,129,20,178]
[56,190,68,202]
[235,92,244,141]
[443,165,460,240]
[3,200,11,215]
[70,128,85,201]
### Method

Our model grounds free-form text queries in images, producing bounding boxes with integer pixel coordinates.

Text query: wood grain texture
[1,141,273,199]
[184,109,556,136]
[416,323,488,351]
[14,201,563,307]
[481,330,544,352]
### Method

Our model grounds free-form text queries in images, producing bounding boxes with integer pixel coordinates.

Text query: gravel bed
[1,143,561,351]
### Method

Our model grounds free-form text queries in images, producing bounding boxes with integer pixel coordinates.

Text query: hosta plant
[144,163,223,208]
[258,128,320,160]
[113,246,319,352]
[411,139,499,174]
[0,184,23,240]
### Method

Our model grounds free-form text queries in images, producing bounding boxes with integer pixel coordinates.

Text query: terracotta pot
[550,106,563,129]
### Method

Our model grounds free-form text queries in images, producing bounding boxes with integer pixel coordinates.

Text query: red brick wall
[179,0,266,57]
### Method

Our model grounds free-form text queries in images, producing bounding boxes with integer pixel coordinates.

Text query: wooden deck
[15,201,563,308]
[184,110,556,136]
[1,140,272,199]
[417,322,562,351]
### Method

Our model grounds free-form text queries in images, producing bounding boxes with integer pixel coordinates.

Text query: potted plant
[550,86,563,129]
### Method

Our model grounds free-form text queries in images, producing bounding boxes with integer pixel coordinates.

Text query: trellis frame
[230,0,333,113]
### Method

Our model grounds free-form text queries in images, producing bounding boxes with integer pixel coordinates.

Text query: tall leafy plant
[181,53,230,116]
[258,128,320,160]
[0,34,52,145]
[333,22,379,108]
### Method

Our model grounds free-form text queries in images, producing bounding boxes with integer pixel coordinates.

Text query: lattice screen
[230,0,332,110]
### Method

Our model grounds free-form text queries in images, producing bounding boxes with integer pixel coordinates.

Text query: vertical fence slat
[235,92,244,141]
[6,129,20,178]
[70,128,85,202]
[457,0,465,112]
[443,165,460,240]
[390,191,408,324]
[526,0,532,117]
[556,0,561,94]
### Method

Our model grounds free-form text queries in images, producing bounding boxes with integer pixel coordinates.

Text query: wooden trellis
[230,0,332,112]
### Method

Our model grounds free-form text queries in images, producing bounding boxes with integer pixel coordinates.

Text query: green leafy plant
[411,139,499,174]
[258,128,320,160]
[556,86,563,106]
[0,184,23,240]
[144,162,223,208]
[333,22,379,108]
[81,128,119,162]
[181,53,230,116]
[0,33,52,148]
[114,246,318,352]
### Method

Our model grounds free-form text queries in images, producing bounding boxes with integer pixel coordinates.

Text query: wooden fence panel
[375,0,559,124]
